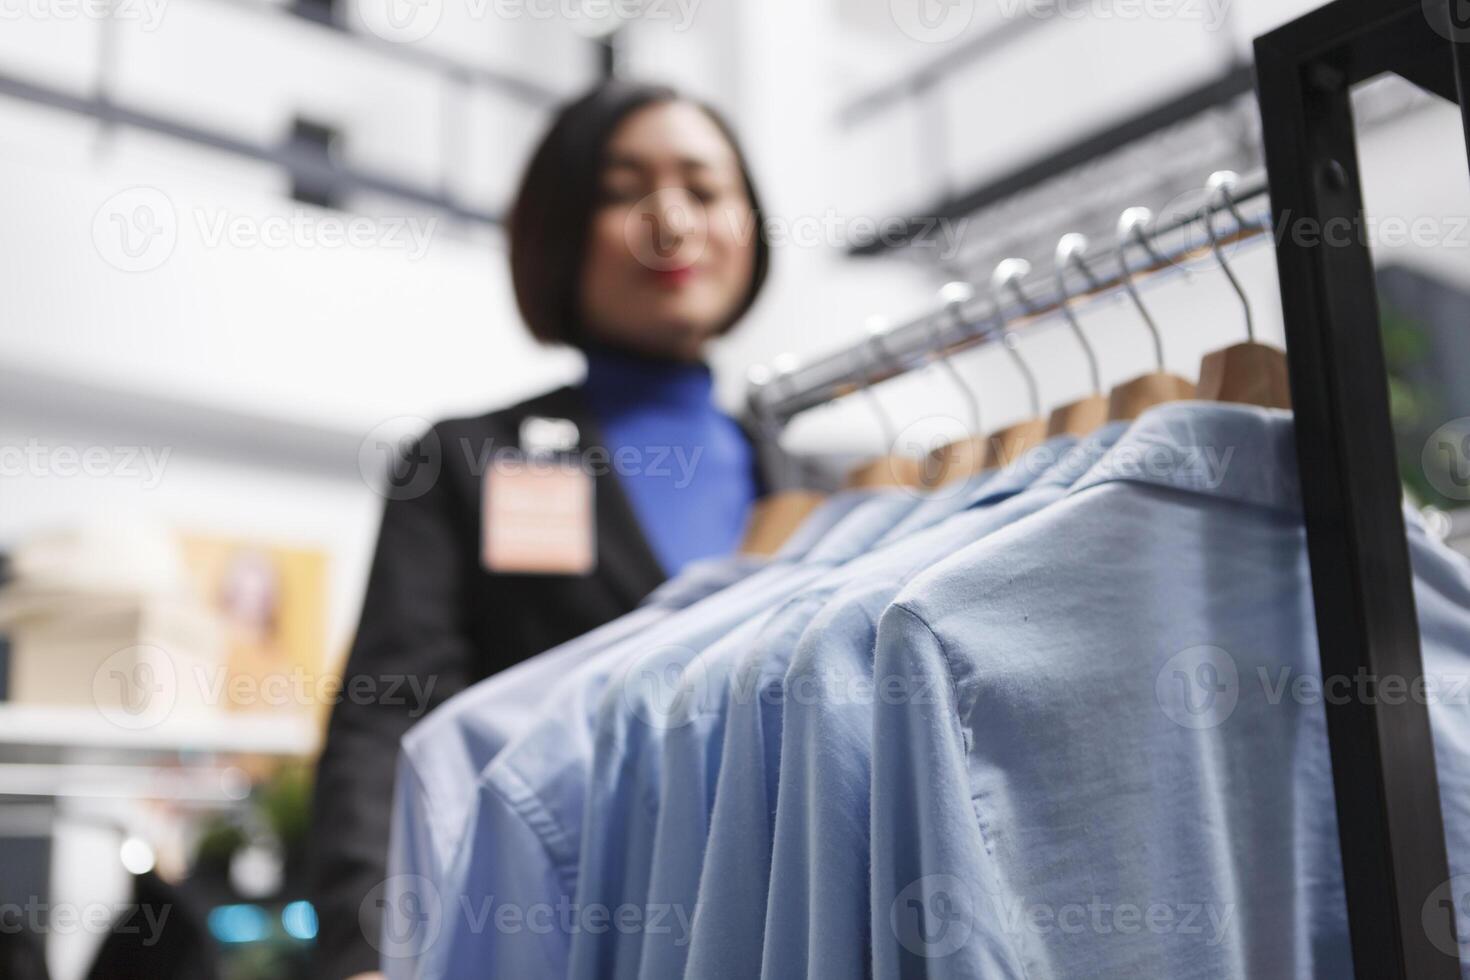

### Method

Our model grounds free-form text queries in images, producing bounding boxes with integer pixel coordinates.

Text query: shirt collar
[802,492,923,564]
[772,490,875,562]
[1071,402,1300,513]
[1033,421,1130,491]
[642,554,769,608]
[973,434,1079,502]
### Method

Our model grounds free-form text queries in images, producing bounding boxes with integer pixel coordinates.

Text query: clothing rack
[750,2,1466,975]
[747,169,1271,426]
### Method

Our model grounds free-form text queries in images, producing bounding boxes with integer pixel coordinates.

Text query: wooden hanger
[1195,171,1292,410]
[740,490,828,556]
[1046,235,1110,436]
[1107,207,1197,421]
[739,359,830,556]
[844,318,927,490]
[985,415,1049,466]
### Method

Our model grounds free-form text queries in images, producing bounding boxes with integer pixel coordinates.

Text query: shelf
[0,703,319,757]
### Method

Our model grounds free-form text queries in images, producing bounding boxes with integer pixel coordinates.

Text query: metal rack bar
[751,170,1270,423]
[838,5,1065,128]
[0,0,603,226]
[848,63,1258,255]
[0,69,503,226]
[203,0,571,108]
[1255,2,1458,976]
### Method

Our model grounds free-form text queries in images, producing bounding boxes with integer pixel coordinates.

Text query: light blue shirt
[381,491,867,978]
[639,433,1099,980]
[870,403,1470,978]
[564,491,926,980]
[383,555,766,980]
[407,491,912,978]
[679,428,1123,980]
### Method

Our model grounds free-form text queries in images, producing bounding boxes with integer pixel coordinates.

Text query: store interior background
[2,1,1470,977]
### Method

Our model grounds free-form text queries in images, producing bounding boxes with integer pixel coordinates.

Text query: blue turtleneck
[580,345,759,577]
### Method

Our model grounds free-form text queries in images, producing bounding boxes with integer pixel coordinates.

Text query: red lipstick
[651,265,697,289]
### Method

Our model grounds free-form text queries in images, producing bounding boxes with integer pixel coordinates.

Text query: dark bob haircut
[508,80,771,347]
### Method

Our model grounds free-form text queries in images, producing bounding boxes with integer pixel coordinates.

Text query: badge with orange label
[481,418,596,575]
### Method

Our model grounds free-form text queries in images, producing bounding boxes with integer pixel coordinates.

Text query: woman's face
[579,100,759,361]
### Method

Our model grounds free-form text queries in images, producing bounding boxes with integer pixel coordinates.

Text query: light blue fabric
[649,433,1112,980]
[382,555,766,980]
[416,491,918,979]
[383,492,862,978]
[682,429,1117,980]
[580,345,758,576]
[563,491,925,980]
[869,403,1470,979]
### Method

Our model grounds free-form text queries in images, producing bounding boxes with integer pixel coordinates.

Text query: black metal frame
[0,0,606,228]
[847,62,1257,256]
[1256,1,1466,976]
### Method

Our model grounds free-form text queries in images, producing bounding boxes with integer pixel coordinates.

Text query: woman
[308,80,772,980]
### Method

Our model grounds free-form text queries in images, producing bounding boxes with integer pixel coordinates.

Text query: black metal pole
[1254,1,1460,976]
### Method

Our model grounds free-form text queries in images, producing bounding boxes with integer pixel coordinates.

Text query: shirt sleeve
[682,644,789,980]
[642,597,824,980]
[870,601,1028,979]
[383,754,442,980]
[428,770,577,980]
[760,593,883,980]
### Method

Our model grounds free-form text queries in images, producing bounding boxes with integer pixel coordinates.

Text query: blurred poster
[179,536,327,717]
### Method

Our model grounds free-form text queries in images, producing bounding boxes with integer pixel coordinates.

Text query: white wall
[4,0,1470,660]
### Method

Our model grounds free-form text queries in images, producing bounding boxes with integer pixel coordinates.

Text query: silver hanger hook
[747,354,802,489]
[989,260,1043,418]
[860,316,900,449]
[1200,171,1256,343]
[1115,208,1166,371]
[1210,169,1266,234]
[1053,233,1104,394]
[927,281,983,435]
[1119,205,1193,283]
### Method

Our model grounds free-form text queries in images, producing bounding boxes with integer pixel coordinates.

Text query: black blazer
[308,385,673,980]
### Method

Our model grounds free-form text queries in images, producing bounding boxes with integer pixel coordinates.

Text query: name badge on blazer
[482,417,597,575]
